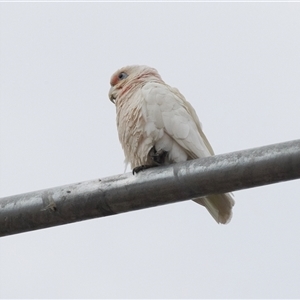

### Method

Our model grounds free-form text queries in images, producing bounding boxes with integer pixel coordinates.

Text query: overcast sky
[1,2,300,299]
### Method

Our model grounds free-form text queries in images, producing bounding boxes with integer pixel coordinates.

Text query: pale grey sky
[0,2,300,298]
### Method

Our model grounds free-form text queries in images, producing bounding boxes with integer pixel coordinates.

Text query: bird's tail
[193,193,235,224]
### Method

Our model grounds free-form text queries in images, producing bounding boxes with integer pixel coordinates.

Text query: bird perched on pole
[109,65,234,224]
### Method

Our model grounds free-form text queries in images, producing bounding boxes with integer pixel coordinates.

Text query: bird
[109,65,234,224]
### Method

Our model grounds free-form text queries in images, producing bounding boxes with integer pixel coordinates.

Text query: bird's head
[108,65,162,104]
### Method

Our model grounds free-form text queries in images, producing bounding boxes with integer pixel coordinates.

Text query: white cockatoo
[109,65,234,224]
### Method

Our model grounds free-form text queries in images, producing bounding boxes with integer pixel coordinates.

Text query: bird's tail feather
[193,193,235,224]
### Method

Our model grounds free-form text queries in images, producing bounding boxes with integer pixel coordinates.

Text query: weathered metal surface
[1,139,300,237]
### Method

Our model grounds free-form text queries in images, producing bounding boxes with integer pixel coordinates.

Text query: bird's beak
[109,86,116,104]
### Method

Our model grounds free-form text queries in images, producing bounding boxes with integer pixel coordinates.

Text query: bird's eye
[118,72,128,80]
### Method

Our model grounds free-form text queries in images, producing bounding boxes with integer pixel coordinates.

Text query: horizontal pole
[1,139,300,237]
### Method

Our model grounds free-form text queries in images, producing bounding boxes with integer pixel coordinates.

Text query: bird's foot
[132,147,168,175]
[149,147,168,165]
[132,165,154,175]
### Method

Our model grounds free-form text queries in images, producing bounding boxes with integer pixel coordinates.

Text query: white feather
[110,65,234,224]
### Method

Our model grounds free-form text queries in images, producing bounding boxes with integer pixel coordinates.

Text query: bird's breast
[116,90,153,168]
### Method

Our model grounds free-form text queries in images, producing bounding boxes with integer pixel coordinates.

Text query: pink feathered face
[110,71,128,87]
[109,67,134,103]
[108,65,162,103]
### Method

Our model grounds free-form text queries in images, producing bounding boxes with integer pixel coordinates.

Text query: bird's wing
[141,82,214,159]
[141,81,234,224]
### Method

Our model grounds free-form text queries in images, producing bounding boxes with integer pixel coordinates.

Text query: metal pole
[1,139,300,237]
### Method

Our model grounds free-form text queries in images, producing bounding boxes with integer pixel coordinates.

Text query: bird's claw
[132,165,153,175]
[149,147,168,165]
